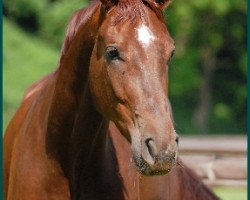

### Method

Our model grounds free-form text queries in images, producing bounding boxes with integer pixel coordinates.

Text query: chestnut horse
[4,0,219,199]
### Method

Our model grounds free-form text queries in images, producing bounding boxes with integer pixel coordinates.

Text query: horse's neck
[42,4,122,198]
[62,88,123,200]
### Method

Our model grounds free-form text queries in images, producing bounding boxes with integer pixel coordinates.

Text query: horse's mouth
[133,155,175,176]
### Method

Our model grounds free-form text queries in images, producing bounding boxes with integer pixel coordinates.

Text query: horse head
[89,0,178,176]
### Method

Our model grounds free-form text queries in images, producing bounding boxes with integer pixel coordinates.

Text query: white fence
[179,135,247,187]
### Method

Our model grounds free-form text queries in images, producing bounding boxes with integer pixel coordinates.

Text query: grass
[3,18,60,131]
[213,187,247,200]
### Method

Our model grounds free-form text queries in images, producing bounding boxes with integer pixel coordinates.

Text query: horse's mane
[57,0,101,67]
[57,0,167,68]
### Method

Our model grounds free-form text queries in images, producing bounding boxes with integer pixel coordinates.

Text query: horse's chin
[133,155,174,176]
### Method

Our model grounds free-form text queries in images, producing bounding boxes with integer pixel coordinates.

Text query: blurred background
[3,0,247,199]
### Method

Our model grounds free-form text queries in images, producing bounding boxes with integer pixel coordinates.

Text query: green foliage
[3,18,59,130]
[4,0,90,47]
[39,0,88,47]
[4,0,47,18]
[165,0,247,134]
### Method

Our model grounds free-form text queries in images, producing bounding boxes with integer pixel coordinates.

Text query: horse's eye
[105,46,120,61]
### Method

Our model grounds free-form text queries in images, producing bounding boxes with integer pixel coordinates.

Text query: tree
[166,0,247,134]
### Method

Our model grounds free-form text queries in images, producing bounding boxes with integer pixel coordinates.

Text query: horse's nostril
[175,136,179,144]
[145,138,156,158]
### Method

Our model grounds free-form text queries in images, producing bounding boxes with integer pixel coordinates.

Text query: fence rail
[179,135,247,187]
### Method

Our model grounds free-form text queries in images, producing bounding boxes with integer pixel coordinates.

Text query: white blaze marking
[137,25,155,46]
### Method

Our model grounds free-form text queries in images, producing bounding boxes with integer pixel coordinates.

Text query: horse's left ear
[100,0,118,10]
[147,0,171,10]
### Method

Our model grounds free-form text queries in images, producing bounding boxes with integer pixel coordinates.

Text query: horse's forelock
[110,0,166,25]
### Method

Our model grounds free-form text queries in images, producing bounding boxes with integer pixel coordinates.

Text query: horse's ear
[146,0,171,10]
[100,0,118,10]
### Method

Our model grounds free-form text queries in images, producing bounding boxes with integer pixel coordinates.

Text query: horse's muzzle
[133,145,177,176]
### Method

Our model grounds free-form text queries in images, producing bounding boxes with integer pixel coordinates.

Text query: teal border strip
[1,0,3,198]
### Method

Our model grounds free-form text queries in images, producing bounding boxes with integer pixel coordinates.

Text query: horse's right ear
[146,0,171,10]
[100,0,118,10]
